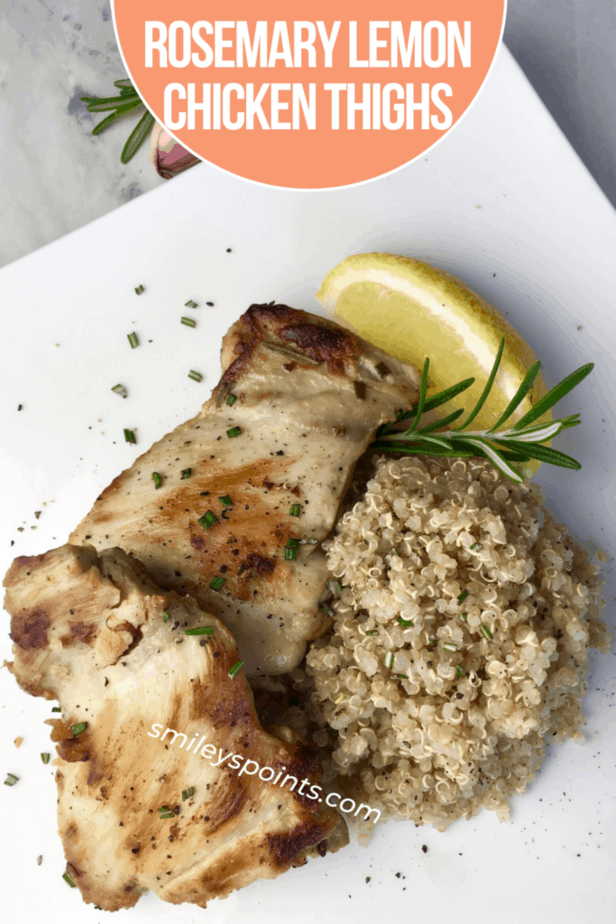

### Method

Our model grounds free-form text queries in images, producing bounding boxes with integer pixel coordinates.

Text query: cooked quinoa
[292,455,611,832]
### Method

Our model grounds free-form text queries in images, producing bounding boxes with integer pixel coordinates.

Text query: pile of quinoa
[291,455,611,832]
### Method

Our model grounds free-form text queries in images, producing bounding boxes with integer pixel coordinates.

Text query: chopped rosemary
[228,660,244,679]
[286,538,300,548]
[226,426,241,438]
[443,642,458,652]
[188,370,203,382]
[41,753,50,764]
[185,300,198,308]
[199,510,218,529]
[470,542,483,551]
[111,384,128,398]
[210,576,225,591]
[135,284,144,295]
[372,339,593,483]
[456,665,464,677]
[181,317,196,328]
[461,613,468,621]
[62,871,76,887]
[158,805,170,813]
[365,630,377,635]
[284,546,297,561]
[327,579,342,594]
[226,394,237,406]
[127,332,139,349]
[182,787,195,801]
[52,706,61,712]
[184,626,213,636]
[458,590,468,603]
[158,804,175,818]
[152,472,162,489]
[289,504,300,517]
[181,468,192,479]
[398,617,413,627]
[4,773,18,786]
[481,625,493,640]
[71,722,88,737]
[385,652,394,669]
[124,428,136,444]
[162,611,170,622]
[219,495,232,506]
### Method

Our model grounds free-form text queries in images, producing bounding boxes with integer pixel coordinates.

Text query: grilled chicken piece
[70,304,420,674]
[3,545,347,912]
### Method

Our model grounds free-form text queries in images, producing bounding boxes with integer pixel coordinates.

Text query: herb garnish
[80,80,155,164]
[71,722,88,737]
[219,495,232,506]
[209,576,225,591]
[181,317,196,328]
[372,338,593,483]
[4,773,18,786]
[228,660,244,679]
[181,468,192,479]
[184,626,213,636]
[135,284,144,295]
[226,426,241,438]
[185,300,198,308]
[127,332,139,349]
[188,370,203,382]
[124,428,137,444]
[199,510,218,529]
[226,394,237,406]
[152,472,162,489]
[41,753,50,764]
[289,504,300,517]
[182,787,195,801]
[111,384,128,398]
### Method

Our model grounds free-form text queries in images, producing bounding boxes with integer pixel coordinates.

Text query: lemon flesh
[317,253,550,475]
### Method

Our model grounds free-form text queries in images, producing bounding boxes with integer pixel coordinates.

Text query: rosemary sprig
[81,79,155,164]
[372,339,593,483]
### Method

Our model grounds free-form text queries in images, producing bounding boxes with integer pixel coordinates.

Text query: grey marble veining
[0,0,163,268]
[0,0,614,269]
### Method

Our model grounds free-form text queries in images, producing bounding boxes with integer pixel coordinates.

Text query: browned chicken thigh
[3,545,347,911]
[70,304,420,674]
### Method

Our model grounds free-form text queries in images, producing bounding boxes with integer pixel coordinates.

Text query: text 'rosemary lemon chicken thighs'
[3,545,347,912]
[70,304,420,674]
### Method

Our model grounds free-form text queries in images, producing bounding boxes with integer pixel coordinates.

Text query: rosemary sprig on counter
[372,338,593,483]
[81,79,155,164]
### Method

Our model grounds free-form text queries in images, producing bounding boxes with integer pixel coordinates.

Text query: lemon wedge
[317,254,550,468]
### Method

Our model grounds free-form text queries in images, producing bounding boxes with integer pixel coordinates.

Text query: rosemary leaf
[121,111,155,164]
[91,101,142,136]
[405,358,430,436]
[461,438,524,482]
[492,439,582,470]
[513,363,594,429]
[487,360,542,432]
[455,338,505,431]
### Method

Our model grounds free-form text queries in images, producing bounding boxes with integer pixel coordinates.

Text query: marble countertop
[1,0,614,268]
